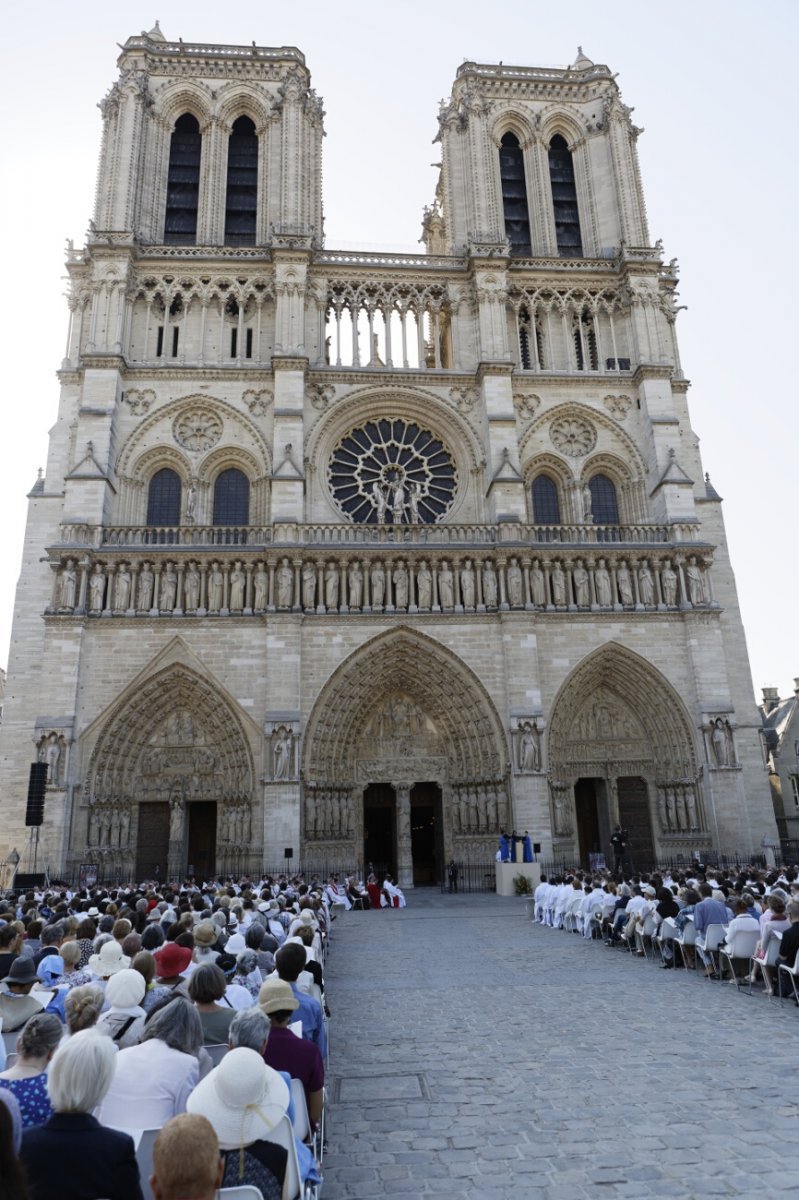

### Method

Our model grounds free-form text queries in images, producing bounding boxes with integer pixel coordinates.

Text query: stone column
[394,782,414,890]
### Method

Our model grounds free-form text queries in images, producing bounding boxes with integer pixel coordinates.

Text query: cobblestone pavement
[321,891,799,1199]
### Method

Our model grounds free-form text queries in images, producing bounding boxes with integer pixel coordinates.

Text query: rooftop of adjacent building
[761,681,799,758]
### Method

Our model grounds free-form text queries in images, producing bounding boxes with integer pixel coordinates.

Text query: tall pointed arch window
[224,116,258,245]
[532,475,561,525]
[499,133,531,256]
[164,114,201,244]
[548,134,583,257]
[213,468,250,527]
[146,468,182,527]
[589,473,619,526]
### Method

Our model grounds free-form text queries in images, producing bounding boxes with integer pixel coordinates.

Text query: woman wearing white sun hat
[187,1046,290,1198]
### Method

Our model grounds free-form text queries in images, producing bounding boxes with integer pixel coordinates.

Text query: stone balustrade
[47,541,716,618]
[57,520,699,550]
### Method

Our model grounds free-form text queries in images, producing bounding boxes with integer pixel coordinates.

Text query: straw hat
[258,978,299,1015]
[186,1047,289,1149]
[194,921,218,947]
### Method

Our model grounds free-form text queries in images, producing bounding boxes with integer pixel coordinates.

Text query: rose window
[328,419,457,524]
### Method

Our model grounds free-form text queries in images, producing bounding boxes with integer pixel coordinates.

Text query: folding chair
[219,1187,265,1199]
[634,912,661,961]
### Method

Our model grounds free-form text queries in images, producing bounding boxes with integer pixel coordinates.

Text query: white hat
[105,968,146,1008]
[88,940,130,977]
[224,933,246,954]
[298,910,317,927]
[186,1047,289,1149]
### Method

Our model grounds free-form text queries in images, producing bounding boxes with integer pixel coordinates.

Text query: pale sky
[0,0,796,700]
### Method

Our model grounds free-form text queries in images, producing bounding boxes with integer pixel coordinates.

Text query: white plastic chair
[219,1187,265,1200]
[290,1077,311,1143]
[134,1128,159,1200]
[634,912,661,961]
[778,956,799,1007]
[205,1042,228,1066]
[655,917,677,965]
[747,934,783,996]
[695,922,727,979]
[718,929,760,985]
[261,1113,303,1200]
[674,917,697,969]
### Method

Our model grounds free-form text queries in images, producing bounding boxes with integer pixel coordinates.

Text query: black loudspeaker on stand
[25,762,48,827]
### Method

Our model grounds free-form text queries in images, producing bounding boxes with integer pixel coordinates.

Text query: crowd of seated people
[532,863,799,997]
[0,869,354,1199]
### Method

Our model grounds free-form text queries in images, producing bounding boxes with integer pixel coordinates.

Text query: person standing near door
[447,861,458,893]
[610,824,629,875]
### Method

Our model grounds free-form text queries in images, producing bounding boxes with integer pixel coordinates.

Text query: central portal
[187,801,217,879]
[410,782,442,886]
[363,783,396,878]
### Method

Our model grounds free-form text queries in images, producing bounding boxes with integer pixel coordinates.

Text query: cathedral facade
[0,28,777,885]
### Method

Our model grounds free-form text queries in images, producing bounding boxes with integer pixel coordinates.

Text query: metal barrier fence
[439,862,497,893]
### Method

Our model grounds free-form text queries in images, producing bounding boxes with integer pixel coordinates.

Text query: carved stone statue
[595,559,612,606]
[302,562,316,609]
[551,561,566,606]
[185,477,197,523]
[686,789,699,829]
[686,557,706,605]
[711,718,730,767]
[40,734,62,785]
[276,558,293,608]
[657,789,669,831]
[518,723,539,771]
[251,562,267,610]
[417,561,432,608]
[89,565,106,613]
[229,561,245,611]
[137,563,154,611]
[617,560,633,605]
[88,804,99,846]
[391,479,406,524]
[372,480,388,524]
[324,562,339,609]
[113,564,130,614]
[184,562,200,611]
[507,557,523,606]
[637,560,654,605]
[482,561,498,607]
[119,806,131,845]
[460,560,475,607]
[661,559,678,606]
[169,792,185,841]
[160,562,177,611]
[207,562,224,612]
[530,560,546,606]
[582,483,593,523]
[393,562,409,608]
[348,562,363,608]
[370,561,385,607]
[438,560,454,607]
[573,559,589,607]
[273,728,293,780]
[59,560,77,610]
[407,481,421,524]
